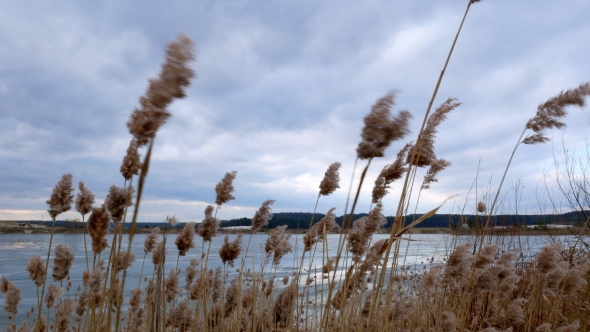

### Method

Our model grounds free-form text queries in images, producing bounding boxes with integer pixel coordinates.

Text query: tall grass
[2,2,590,330]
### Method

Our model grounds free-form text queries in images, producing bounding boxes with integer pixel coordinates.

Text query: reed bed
[2,1,590,331]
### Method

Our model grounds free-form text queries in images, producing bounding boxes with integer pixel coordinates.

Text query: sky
[1,1,590,223]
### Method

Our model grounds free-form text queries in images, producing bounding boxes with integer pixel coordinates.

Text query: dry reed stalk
[116,35,198,326]
[37,173,74,331]
[362,1,481,328]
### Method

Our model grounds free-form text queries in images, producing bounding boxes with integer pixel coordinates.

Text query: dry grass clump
[175,222,196,257]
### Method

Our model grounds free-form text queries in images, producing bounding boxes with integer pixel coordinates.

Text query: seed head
[477,201,486,213]
[357,92,412,160]
[120,138,142,180]
[87,204,111,255]
[523,83,590,145]
[26,256,46,287]
[251,199,275,233]
[319,162,342,196]
[421,158,451,190]
[52,244,75,282]
[105,185,134,226]
[215,171,237,206]
[219,234,243,267]
[198,205,219,242]
[408,98,460,167]
[175,222,195,256]
[264,225,292,265]
[75,181,95,216]
[127,35,195,146]
[46,173,75,221]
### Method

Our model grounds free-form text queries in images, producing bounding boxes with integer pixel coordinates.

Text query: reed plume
[198,205,219,242]
[120,138,142,180]
[1,276,21,316]
[87,204,111,255]
[477,201,486,213]
[408,98,460,167]
[303,207,337,251]
[251,199,275,233]
[215,171,238,206]
[523,82,590,144]
[175,222,195,256]
[219,234,243,268]
[105,185,134,226]
[26,256,46,287]
[144,227,160,254]
[421,158,451,189]
[54,298,75,332]
[319,162,342,196]
[264,225,293,265]
[75,181,94,216]
[52,244,74,282]
[371,142,411,203]
[115,251,136,272]
[357,92,412,160]
[347,203,385,260]
[127,35,195,146]
[46,173,75,220]
[44,283,62,309]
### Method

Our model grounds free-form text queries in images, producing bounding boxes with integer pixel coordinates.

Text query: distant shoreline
[1,221,588,237]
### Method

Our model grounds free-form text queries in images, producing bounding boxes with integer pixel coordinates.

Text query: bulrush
[75,181,94,216]
[52,245,75,282]
[87,204,111,255]
[175,222,195,256]
[198,205,219,242]
[523,83,590,144]
[421,158,451,190]
[219,235,243,268]
[127,35,195,146]
[1,276,21,316]
[105,185,134,226]
[144,227,160,254]
[372,143,412,203]
[303,208,337,252]
[250,199,275,233]
[152,241,166,270]
[264,225,293,265]
[215,171,238,206]
[356,91,412,160]
[408,98,460,167]
[26,256,46,287]
[319,162,342,196]
[46,173,75,221]
[120,138,142,180]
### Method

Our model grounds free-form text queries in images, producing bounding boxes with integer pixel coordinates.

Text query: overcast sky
[1,1,590,223]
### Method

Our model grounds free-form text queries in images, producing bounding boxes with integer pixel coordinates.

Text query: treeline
[219,210,589,230]
[11,210,587,231]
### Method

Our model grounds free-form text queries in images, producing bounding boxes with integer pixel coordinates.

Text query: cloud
[1,1,590,222]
